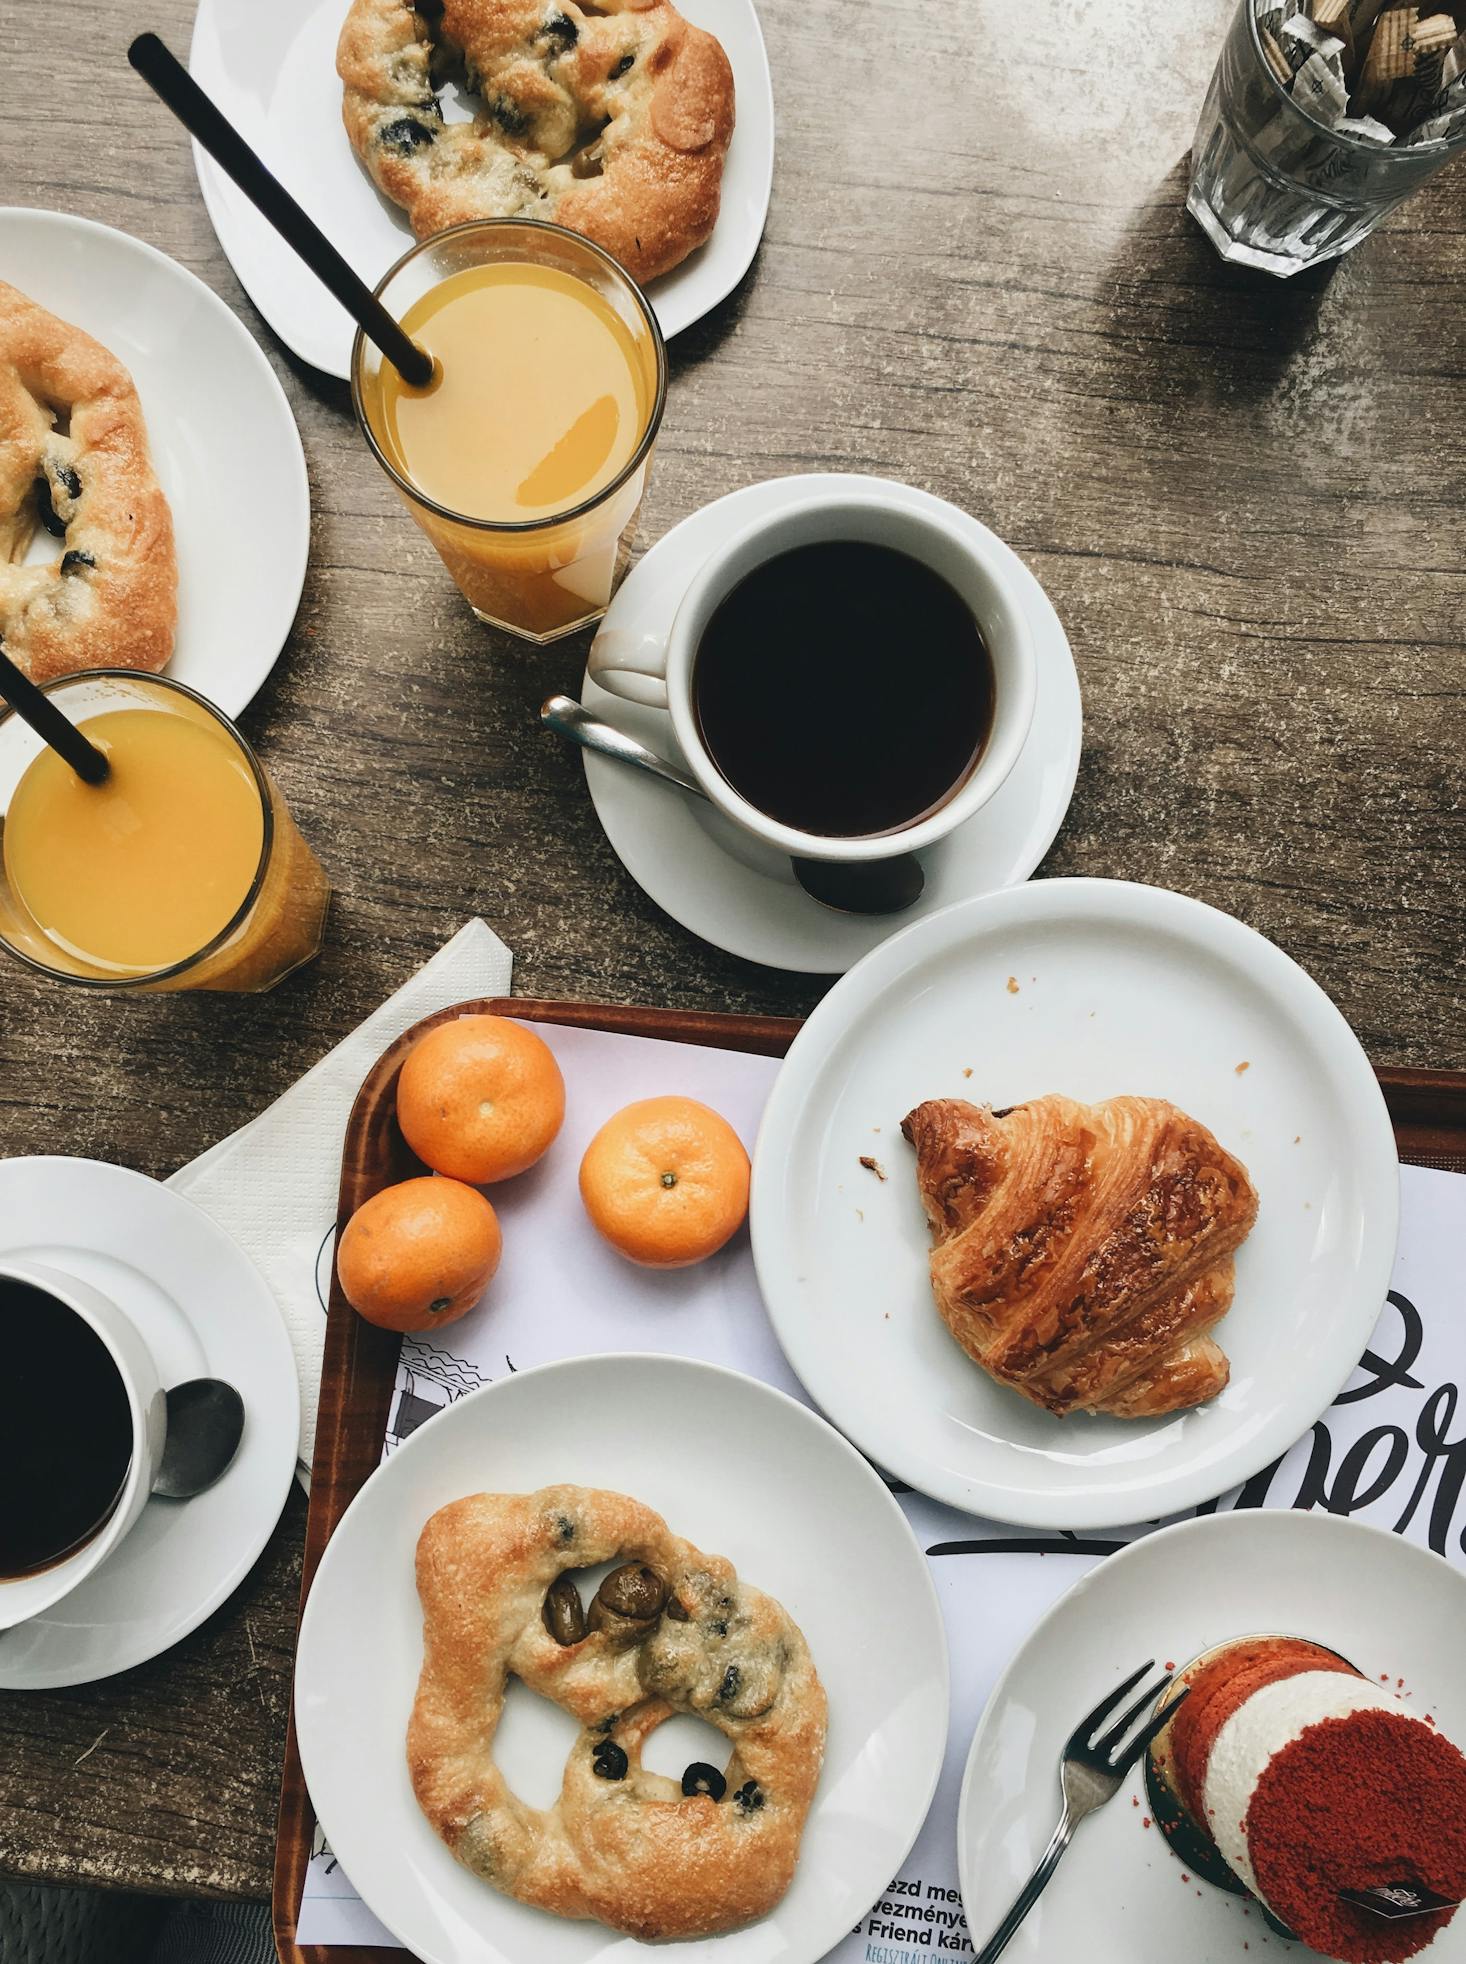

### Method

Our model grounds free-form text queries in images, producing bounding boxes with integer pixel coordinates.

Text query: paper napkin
[167,919,513,1477]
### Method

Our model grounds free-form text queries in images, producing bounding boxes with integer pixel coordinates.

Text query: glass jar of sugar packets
[1189,0,1466,275]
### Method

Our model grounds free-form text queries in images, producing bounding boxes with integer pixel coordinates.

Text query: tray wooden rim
[271,996,1466,1964]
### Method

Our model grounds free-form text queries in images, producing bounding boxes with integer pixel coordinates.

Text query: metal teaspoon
[151,1379,246,1500]
[539,697,925,917]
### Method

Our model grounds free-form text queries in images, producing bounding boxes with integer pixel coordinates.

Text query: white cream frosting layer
[1201,1670,1406,1903]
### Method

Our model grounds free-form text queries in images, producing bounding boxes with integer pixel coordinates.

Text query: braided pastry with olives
[408,1484,826,1939]
[337,0,735,285]
[0,283,175,684]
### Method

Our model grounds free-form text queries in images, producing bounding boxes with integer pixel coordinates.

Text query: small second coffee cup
[0,1257,166,1630]
[588,481,1037,867]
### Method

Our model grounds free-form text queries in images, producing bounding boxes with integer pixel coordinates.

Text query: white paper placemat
[297,1022,1466,1956]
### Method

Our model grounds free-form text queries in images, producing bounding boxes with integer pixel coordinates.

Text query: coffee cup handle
[586,624,671,710]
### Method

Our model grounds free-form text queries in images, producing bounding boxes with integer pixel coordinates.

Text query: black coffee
[692,541,994,839]
[0,1281,133,1578]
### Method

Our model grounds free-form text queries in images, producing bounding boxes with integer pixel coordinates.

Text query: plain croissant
[900,1095,1260,1419]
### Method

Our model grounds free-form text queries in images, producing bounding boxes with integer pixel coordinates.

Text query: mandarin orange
[337,1176,502,1332]
[397,1014,565,1183]
[579,1096,750,1268]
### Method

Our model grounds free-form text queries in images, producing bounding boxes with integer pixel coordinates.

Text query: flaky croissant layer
[900,1095,1259,1418]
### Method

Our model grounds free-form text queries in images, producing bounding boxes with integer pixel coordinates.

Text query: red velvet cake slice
[1154,1633,1466,1963]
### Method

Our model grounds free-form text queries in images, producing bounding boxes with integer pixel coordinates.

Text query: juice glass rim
[1244,0,1461,156]
[350,216,669,536]
[0,668,276,991]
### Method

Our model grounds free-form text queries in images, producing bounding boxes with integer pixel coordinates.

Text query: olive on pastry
[587,1562,667,1640]
[591,1739,628,1780]
[681,1762,726,1800]
[542,1573,587,1646]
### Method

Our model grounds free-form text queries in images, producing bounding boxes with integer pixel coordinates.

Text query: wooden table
[3,0,1463,1908]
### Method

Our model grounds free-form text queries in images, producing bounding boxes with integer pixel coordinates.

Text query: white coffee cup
[0,1257,167,1630]
[587,484,1037,864]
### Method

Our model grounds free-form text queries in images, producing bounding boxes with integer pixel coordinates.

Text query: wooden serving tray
[272,999,795,1964]
[271,998,1466,1964]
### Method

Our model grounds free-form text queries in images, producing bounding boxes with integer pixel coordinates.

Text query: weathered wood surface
[1,0,1463,1903]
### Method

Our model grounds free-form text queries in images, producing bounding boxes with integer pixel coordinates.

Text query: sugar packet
[1254,0,1466,144]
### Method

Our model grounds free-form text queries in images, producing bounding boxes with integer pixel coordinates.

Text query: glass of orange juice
[0,671,330,993]
[353,218,667,644]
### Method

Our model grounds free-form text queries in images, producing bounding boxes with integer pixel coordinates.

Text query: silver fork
[973,1660,1184,1963]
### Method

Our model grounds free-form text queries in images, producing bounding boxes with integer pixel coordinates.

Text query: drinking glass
[1189,0,1466,275]
[0,671,330,993]
[353,218,668,644]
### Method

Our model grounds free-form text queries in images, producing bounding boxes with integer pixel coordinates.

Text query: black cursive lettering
[1335,1291,1425,1404]
[1390,1382,1466,1556]
[1321,1426,1410,1516]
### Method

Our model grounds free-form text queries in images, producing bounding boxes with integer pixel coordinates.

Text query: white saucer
[750,878,1400,1527]
[188,0,775,378]
[581,475,1083,974]
[0,209,309,719]
[0,1157,300,1689]
[957,1512,1466,1963]
[295,1352,949,1964]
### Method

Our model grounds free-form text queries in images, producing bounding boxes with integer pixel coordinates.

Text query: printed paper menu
[296,1026,1466,1956]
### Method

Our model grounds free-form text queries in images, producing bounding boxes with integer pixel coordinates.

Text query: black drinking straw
[0,648,109,785]
[127,33,435,388]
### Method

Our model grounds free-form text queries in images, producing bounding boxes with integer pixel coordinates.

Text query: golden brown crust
[336,0,734,284]
[408,1484,825,1940]
[0,283,176,684]
[900,1095,1259,1418]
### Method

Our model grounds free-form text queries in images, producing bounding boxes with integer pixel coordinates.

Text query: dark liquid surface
[692,541,995,838]
[0,1282,133,1578]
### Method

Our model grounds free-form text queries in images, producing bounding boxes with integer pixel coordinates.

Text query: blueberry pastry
[337,0,735,285]
[0,283,176,684]
[408,1484,826,1938]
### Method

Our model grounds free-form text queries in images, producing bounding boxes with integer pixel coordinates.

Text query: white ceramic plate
[582,475,1083,973]
[188,0,775,377]
[0,1157,299,1689]
[957,1512,1466,1962]
[0,208,309,718]
[295,1352,949,1964]
[750,878,1400,1527]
